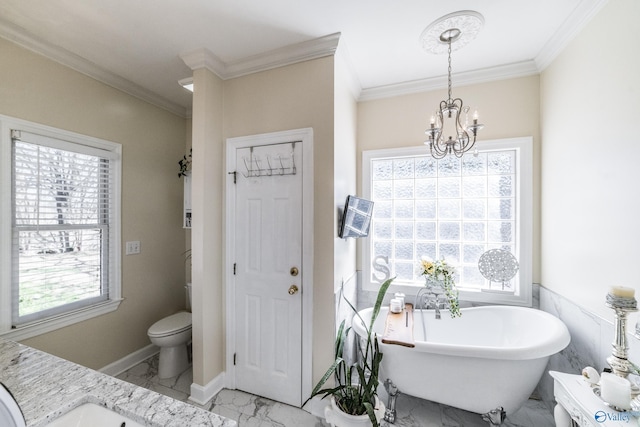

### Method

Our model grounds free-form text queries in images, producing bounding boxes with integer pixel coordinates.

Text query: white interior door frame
[224,127,314,404]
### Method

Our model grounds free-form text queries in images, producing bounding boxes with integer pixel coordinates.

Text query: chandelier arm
[456,135,477,155]
[429,143,449,159]
[429,127,447,158]
[429,137,446,155]
[429,144,444,157]
[453,149,466,159]
[435,105,446,144]
[453,97,468,143]
[457,132,471,150]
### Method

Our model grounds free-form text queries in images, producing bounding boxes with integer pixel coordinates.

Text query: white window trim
[361,136,533,307]
[0,115,122,341]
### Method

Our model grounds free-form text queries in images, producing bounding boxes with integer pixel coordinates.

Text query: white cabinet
[550,371,638,426]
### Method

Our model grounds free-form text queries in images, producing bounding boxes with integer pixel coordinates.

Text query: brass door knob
[288,285,299,295]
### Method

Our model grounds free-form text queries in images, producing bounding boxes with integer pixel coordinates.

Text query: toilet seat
[148,312,192,338]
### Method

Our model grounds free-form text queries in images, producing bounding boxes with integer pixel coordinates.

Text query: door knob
[288,285,299,295]
[290,267,299,276]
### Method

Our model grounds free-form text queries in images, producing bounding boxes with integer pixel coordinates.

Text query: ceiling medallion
[419,10,484,55]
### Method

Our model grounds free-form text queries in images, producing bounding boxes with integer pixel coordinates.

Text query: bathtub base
[383,379,399,424]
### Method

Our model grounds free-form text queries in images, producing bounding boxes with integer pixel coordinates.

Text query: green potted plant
[305,278,393,427]
[178,148,192,177]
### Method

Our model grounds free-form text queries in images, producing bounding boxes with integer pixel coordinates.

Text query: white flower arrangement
[418,257,461,318]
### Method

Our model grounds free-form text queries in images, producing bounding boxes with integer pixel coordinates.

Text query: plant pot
[324,396,385,427]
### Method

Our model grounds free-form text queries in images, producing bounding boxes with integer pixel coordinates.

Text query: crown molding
[223,32,341,79]
[1,0,606,113]
[0,17,188,118]
[181,33,341,80]
[1,15,339,118]
[179,48,226,75]
[359,60,539,102]
[359,0,610,102]
[535,0,609,71]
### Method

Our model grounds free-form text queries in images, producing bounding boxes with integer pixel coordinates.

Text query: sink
[0,383,26,427]
[47,403,145,427]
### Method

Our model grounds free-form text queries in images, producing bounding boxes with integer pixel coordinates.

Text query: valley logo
[594,410,639,423]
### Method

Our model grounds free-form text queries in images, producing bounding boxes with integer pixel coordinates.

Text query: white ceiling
[0,0,608,117]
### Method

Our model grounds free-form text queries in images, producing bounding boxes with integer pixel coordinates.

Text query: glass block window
[363,138,532,305]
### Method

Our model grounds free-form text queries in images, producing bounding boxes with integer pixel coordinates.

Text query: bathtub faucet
[426,296,441,319]
[415,287,448,319]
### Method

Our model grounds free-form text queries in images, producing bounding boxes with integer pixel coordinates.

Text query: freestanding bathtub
[353,305,570,419]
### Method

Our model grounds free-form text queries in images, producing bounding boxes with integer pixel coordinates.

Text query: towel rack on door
[241,141,299,178]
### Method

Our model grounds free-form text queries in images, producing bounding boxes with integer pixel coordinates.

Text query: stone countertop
[0,338,236,427]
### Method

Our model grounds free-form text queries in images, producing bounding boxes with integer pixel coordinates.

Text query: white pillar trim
[180,48,226,76]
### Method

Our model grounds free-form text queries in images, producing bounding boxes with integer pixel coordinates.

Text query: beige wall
[540,0,640,320]
[357,76,541,282]
[223,57,336,384]
[0,38,188,368]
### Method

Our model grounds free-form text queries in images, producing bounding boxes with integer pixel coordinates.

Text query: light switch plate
[125,241,141,255]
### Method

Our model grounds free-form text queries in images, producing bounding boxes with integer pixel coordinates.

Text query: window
[0,116,121,339]
[362,137,532,306]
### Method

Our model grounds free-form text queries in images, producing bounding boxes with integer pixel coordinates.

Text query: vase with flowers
[418,257,461,318]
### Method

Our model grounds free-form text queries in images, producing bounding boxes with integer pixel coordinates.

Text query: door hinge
[233,353,237,366]
[228,171,237,184]
[233,263,236,275]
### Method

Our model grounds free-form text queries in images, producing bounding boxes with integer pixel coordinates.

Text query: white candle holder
[606,292,639,395]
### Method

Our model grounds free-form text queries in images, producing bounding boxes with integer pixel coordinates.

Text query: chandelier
[422,12,484,159]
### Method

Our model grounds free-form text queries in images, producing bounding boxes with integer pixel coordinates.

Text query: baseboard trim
[99,344,159,377]
[189,372,226,405]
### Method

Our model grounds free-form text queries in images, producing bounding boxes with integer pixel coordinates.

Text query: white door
[234,142,303,406]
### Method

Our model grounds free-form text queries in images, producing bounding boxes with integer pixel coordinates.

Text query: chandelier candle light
[421,11,484,159]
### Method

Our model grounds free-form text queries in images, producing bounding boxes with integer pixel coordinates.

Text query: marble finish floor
[116,355,555,426]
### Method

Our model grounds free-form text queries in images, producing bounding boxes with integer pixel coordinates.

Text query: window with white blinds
[10,128,120,327]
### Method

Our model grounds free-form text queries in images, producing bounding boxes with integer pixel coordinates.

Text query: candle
[600,372,632,410]
[610,286,636,299]
[389,298,403,314]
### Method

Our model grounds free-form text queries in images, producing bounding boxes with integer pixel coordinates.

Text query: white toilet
[147,284,192,379]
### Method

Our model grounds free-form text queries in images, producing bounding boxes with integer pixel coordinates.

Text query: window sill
[0,299,123,341]
[365,281,532,307]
